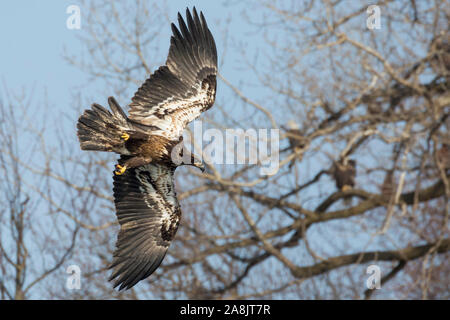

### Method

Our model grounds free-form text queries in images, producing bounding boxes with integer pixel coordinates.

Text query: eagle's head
[184,155,206,172]
[171,142,205,172]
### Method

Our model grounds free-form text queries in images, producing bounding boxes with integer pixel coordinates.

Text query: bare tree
[1,0,448,299]
[0,89,82,299]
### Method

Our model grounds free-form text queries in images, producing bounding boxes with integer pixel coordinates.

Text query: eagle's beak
[192,152,205,172]
[183,152,205,172]
[193,161,206,172]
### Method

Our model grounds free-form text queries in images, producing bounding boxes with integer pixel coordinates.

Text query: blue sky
[0,0,274,298]
[1,1,82,104]
[0,0,270,169]
[0,0,249,111]
[0,1,427,299]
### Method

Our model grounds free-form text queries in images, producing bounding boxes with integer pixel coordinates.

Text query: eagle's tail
[77,97,130,153]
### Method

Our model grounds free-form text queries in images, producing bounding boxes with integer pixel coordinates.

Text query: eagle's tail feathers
[77,97,130,153]
[108,96,128,119]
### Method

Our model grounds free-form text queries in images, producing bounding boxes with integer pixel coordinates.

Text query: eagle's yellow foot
[115,164,127,175]
[342,185,352,192]
[120,132,130,141]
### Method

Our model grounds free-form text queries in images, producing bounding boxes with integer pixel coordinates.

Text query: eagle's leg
[115,164,127,175]
[114,156,152,175]
[122,131,149,142]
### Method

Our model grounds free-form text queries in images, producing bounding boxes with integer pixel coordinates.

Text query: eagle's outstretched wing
[128,7,218,140]
[109,157,181,290]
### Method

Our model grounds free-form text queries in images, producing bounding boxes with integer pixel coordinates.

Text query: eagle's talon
[121,133,130,141]
[342,185,351,192]
[115,164,127,175]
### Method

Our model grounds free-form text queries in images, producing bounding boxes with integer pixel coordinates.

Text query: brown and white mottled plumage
[75,7,217,290]
[128,8,217,140]
[109,158,180,290]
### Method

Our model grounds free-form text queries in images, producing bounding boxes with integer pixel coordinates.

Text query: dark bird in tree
[76,7,217,290]
[332,159,356,204]
[380,169,396,199]
[430,31,450,76]
[437,143,450,171]
[282,120,307,169]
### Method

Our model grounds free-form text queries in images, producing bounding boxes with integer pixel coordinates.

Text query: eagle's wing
[128,7,217,141]
[109,157,180,290]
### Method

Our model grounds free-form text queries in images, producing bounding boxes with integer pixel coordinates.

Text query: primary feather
[128,8,217,140]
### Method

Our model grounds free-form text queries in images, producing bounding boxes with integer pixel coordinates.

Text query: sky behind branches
[0,0,259,113]
[0,0,274,298]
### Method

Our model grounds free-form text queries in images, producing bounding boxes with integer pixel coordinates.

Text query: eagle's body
[76,8,217,290]
[123,133,179,166]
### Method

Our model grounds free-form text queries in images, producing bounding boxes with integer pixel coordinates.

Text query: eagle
[380,169,395,199]
[332,158,356,204]
[437,143,450,171]
[76,7,217,290]
[430,32,450,75]
[281,120,307,169]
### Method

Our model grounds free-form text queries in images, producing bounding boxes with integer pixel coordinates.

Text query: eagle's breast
[134,135,178,162]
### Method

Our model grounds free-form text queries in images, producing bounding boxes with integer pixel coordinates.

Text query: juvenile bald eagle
[76,7,217,290]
